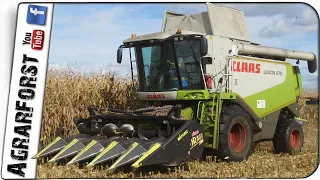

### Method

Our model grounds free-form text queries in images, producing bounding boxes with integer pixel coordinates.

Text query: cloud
[164,3,206,14]
[302,71,318,90]
[284,39,318,90]
[218,3,305,18]
[292,8,319,26]
[164,3,309,19]
[166,3,316,20]
[259,8,318,38]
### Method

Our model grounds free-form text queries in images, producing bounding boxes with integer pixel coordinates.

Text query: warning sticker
[257,100,266,108]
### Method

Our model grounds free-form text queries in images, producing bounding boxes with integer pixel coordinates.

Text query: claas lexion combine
[34,3,318,171]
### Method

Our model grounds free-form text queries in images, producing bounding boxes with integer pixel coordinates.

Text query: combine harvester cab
[35,3,317,171]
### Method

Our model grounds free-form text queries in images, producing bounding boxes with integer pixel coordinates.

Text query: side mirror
[200,37,208,56]
[117,47,123,64]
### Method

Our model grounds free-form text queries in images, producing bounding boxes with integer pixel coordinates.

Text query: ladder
[198,92,222,149]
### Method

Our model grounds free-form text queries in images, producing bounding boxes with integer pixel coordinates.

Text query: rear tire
[273,120,304,154]
[216,105,253,162]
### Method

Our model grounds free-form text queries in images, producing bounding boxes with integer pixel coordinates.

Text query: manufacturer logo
[191,130,199,137]
[177,130,188,141]
[147,94,165,99]
[232,61,261,74]
[26,5,47,25]
[22,30,45,50]
[190,133,203,149]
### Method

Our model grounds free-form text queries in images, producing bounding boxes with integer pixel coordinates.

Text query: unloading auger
[34,3,317,171]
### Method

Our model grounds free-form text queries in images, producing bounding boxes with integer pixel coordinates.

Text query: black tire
[216,105,253,162]
[273,120,304,154]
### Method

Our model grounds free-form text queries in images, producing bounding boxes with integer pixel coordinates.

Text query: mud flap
[132,120,205,168]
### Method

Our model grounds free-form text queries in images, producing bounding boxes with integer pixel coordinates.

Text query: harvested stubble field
[37,69,319,178]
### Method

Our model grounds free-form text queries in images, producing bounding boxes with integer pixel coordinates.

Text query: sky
[48,3,319,89]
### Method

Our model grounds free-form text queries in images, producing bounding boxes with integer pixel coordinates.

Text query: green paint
[295,117,308,122]
[68,140,97,164]
[177,90,210,100]
[33,136,61,159]
[212,93,222,149]
[243,64,298,118]
[196,101,205,121]
[132,143,161,168]
[292,66,303,96]
[181,107,194,120]
[195,93,222,149]
[48,139,78,162]
[220,92,237,100]
[109,142,139,169]
[177,130,188,141]
[87,141,118,167]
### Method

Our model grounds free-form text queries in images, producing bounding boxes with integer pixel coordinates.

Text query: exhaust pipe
[236,43,317,73]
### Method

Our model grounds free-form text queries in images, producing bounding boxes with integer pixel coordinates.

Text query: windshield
[134,38,204,92]
[173,39,204,90]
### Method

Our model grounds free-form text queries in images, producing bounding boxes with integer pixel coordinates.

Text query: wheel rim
[290,129,301,149]
[229,122,247,152]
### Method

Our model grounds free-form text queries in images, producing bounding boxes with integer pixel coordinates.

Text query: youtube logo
[22,29,45,50]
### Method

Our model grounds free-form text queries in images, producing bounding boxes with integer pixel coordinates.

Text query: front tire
[216,105,253,162]
[273,120,304,154]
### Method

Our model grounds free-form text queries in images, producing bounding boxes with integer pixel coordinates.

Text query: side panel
[209,36,233,90]
[231,58,287,98]
[230,57,297,118]
[259,110,281,140]
[286,102,300,117]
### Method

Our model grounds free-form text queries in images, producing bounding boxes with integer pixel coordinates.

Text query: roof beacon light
[176,29,182,34]
[131,34,137,38]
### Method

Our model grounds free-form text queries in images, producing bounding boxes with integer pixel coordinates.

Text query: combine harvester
[34,3,318,170]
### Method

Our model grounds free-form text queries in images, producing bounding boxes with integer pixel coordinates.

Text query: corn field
[37,69,319,178]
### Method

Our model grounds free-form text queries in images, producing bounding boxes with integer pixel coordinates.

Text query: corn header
[34,3,318,171]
